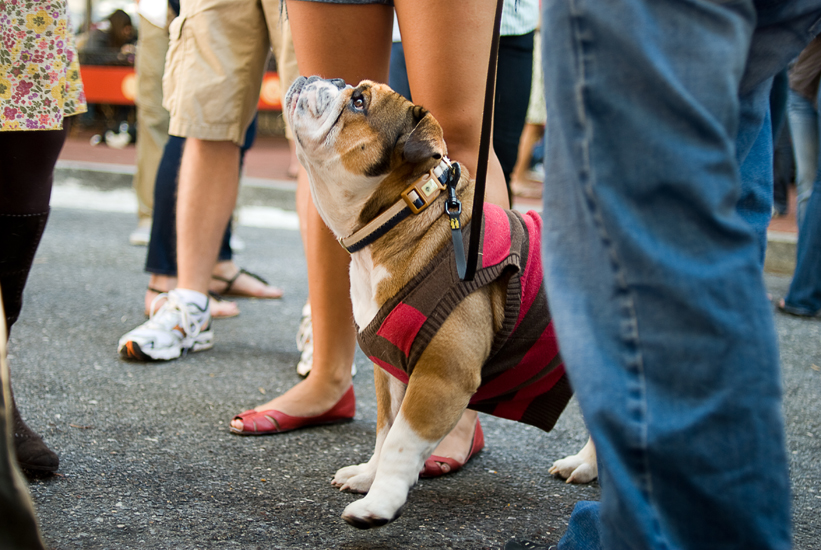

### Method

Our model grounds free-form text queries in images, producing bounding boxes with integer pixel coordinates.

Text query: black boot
[1,211,49,330]
[10,392,58,473]
[0,211,58,473]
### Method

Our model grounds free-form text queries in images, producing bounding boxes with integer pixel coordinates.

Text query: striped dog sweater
[356,203,572,432]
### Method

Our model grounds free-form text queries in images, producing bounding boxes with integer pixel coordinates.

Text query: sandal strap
[208,290,227,303]
[211,268,269,294]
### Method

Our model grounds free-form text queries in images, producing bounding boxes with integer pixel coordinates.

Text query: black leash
[461,0,504,281]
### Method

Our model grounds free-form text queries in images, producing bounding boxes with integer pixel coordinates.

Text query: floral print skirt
[1,0,87,131]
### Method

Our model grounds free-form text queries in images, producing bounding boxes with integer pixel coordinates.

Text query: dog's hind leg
[333,366,404,493]
[549,436,598,484]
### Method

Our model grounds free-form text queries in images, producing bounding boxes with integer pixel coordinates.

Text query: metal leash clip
[444,163,467,279]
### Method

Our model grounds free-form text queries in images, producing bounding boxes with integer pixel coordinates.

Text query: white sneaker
[129,219,151,246]
[295,303,356,377]
[118,290,213,361]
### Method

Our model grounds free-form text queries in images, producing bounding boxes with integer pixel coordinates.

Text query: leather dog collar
[339,158,457,254]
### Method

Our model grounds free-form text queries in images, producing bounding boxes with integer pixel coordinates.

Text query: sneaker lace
[147,292,203,340]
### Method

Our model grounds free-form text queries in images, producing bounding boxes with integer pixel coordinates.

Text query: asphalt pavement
[7,167,821,549]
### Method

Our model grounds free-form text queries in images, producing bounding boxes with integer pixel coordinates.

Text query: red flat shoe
[420,418,484,478]
[230,386,355,435]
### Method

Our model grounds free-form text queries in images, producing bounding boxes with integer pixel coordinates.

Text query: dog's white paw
[332,464,376,493]
[549,454,598,484]
[341,495,403,529]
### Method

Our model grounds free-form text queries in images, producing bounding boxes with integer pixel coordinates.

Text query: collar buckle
[400,170,446,214]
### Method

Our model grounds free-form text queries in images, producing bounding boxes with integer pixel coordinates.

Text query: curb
[54,163,796,275]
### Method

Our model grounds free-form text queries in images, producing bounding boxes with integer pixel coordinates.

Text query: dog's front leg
[332,365,404,493]
[340,293,492,528]
[340,375,475,529]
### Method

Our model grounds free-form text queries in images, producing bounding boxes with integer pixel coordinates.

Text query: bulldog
[285,76,597,529]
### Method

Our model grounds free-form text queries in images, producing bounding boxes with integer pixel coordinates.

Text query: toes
[340,475,372,494]
[550,457,582,480]
[566,464,597,484]
[341,501,403,529]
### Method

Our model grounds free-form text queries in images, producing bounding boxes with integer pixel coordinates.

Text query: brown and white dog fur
[285,76,597,529]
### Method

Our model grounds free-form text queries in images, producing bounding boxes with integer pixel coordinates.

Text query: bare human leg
[231,2,392,429]
[175,139,240,295]
[395,0,510,468]
[145,273,241,318]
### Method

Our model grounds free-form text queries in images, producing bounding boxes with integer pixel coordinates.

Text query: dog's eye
[352,96,365,111]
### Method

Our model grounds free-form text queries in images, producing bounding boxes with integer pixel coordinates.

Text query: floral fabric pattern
[1,0,86,131]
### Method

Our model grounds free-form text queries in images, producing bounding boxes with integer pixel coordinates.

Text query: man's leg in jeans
[737,86,775,266]
[539,0,812,548]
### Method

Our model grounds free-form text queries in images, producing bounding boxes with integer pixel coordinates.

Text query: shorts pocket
[161,15,187,114]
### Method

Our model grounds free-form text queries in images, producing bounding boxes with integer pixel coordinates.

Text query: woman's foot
[230,372,353,433]
[422,409,483,475]
[210,261,283,299]
[146,275,240,319]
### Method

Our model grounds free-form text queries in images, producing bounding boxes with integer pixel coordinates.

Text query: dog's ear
[403,106,446,164]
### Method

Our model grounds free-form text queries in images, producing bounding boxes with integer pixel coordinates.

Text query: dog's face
[284,76,447,236]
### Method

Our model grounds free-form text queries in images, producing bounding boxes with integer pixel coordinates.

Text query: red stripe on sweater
[371,356,410,384]
[469,320,560,403]
[514,211,544,332]
[492,364,566,422]
[482,203,512,268]
[376,302,428,357]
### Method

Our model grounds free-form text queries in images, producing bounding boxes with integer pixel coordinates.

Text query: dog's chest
[349,249,392,330]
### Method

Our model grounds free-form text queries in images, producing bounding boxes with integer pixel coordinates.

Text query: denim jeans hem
[779,301,820,317]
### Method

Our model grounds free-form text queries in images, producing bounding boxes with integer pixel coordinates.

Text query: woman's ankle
[147,274,176,292]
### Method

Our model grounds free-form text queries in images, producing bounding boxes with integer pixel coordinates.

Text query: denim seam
[568,1,669,548]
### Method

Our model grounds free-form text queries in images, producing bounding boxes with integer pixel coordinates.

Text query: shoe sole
[118,333,214,362]
[19,462,59,473]
[229,416,353,436]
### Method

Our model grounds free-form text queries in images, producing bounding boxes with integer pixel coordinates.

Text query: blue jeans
[541,1,821,549]
[144,116,257,275]
[783,180,821,315]
[787,87,820,228]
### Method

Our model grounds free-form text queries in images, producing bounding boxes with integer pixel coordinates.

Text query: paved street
[7,162,821,549]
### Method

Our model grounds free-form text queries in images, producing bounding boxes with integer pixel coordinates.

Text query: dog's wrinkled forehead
[287,77,446,177]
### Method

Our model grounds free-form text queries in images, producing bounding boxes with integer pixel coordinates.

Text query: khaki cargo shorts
[162,0,297,145]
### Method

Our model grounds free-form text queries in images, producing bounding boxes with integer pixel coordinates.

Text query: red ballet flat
[420,417,484,478]
[230,385,355,435]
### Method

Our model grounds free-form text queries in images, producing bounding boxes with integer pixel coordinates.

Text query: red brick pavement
[60,129,297,184]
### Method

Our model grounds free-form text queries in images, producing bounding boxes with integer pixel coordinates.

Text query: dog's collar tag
[400,158,451,214]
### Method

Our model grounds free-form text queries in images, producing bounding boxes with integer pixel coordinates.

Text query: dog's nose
[329,78,346,90]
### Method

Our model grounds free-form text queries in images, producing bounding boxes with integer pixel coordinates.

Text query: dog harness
[356,204,572,432]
